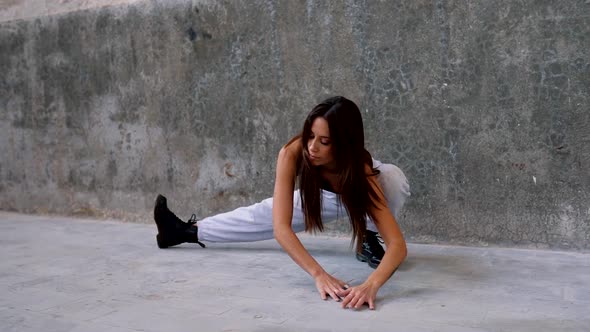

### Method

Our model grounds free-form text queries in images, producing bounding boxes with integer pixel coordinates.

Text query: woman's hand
[314,271,349,302]
[339,280,379,310]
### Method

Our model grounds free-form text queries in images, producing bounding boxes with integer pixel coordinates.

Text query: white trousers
[197,161,410,242]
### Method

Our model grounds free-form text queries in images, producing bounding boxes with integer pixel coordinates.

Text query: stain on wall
[0,0,588,249]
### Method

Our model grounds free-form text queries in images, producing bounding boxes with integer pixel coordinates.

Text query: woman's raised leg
[196,189,346,243]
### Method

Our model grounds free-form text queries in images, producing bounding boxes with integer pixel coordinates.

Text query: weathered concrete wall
[1,0,589,250]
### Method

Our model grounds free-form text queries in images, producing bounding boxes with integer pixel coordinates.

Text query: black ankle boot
[154,194,206,249]
[355,230,384,269]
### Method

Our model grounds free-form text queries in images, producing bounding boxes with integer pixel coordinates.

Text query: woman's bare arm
[340,173,407,309]
[367,174,407,279]
[272,143,348,301]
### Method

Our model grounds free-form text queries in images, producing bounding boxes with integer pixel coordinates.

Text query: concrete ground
[0,212,588,332]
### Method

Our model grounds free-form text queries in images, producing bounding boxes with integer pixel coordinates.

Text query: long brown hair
[298,96,381,251]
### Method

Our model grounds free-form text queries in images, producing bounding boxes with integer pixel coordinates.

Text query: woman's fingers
[341,291,354,308]
[341,287,376,310]
[315,273,348,301]
[318,286,342,301]
[347,294,366,309]
[367,298,375,310]
[319,281,377,310]
[327,288,341,301]
[354,296,365,309]
[337,287,351,298]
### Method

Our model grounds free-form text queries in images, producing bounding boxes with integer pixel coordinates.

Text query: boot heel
[156,234,169,249]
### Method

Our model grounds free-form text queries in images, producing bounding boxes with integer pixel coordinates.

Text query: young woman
[154,96,410,309]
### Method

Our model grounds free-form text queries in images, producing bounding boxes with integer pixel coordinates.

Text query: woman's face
[307,117,335,168]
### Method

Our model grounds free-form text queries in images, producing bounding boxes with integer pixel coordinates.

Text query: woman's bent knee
[376,163,410,216]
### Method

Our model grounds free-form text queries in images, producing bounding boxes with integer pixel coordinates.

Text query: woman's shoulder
[277,135,302,167]
[280,136,302,156]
